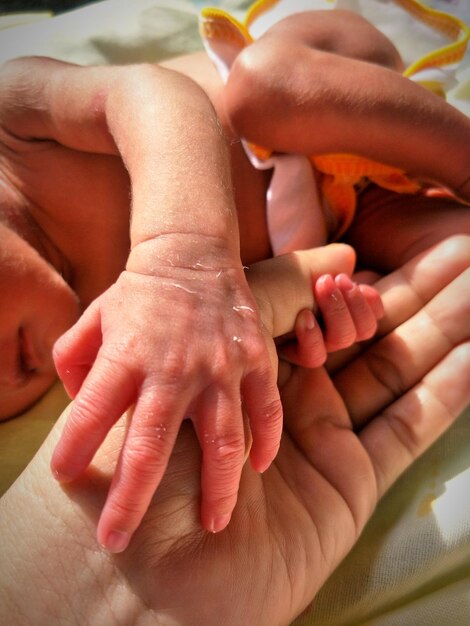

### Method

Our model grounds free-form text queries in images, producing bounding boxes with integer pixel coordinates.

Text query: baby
[1,4,469,552]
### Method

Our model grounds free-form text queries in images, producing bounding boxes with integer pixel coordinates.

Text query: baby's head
[0,221,80,420]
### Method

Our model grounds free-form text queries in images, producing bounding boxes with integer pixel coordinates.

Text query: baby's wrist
[127,232,242,275]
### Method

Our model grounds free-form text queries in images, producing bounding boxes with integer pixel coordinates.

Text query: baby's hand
[280,273,384,367]
[51,259,282,553]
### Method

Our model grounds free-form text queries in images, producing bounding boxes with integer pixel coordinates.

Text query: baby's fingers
[281,274,384,366]
[280,310,328,368]
[53,299,102,398]
[315,274,357,351]
[243,364,283,473]
[194,384,247,534]
[335,274,384,341]
[96,389,190,553]
[51,356,136,482]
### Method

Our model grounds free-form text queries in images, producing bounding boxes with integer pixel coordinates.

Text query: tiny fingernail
[51,466,74,483]
[210,513,231,534]
[336,274,355,290]
[256,458,273,474]
[104,530,130,553]
[319,274,335,291]
[302,310,315,331]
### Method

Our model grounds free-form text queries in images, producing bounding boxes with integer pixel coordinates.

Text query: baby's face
[0,223,80,420]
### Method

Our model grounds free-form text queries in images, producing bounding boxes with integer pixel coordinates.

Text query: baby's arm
[0,57,282,549]
[223,10,470,201]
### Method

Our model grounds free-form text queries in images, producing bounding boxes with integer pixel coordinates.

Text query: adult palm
[99,237,468,626]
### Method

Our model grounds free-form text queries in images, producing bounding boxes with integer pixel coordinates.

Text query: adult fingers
[375,236,470,336]
[360,341,470,499]
[334,267,470,428]
[328,235,470,373]
[247,243,356,338]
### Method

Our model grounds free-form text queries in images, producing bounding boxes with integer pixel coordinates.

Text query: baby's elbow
[224,46,261,135]
[108,62,218,123]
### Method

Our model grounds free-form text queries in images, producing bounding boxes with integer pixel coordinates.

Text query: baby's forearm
[103,65,241,265]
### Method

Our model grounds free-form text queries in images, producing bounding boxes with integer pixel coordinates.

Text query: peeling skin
[193,261,216,271]
[232,305,255,313]
[169,283,198,295]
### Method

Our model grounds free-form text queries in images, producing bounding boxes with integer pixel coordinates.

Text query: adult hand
[1,237,468,626]
[116,236,470,624]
